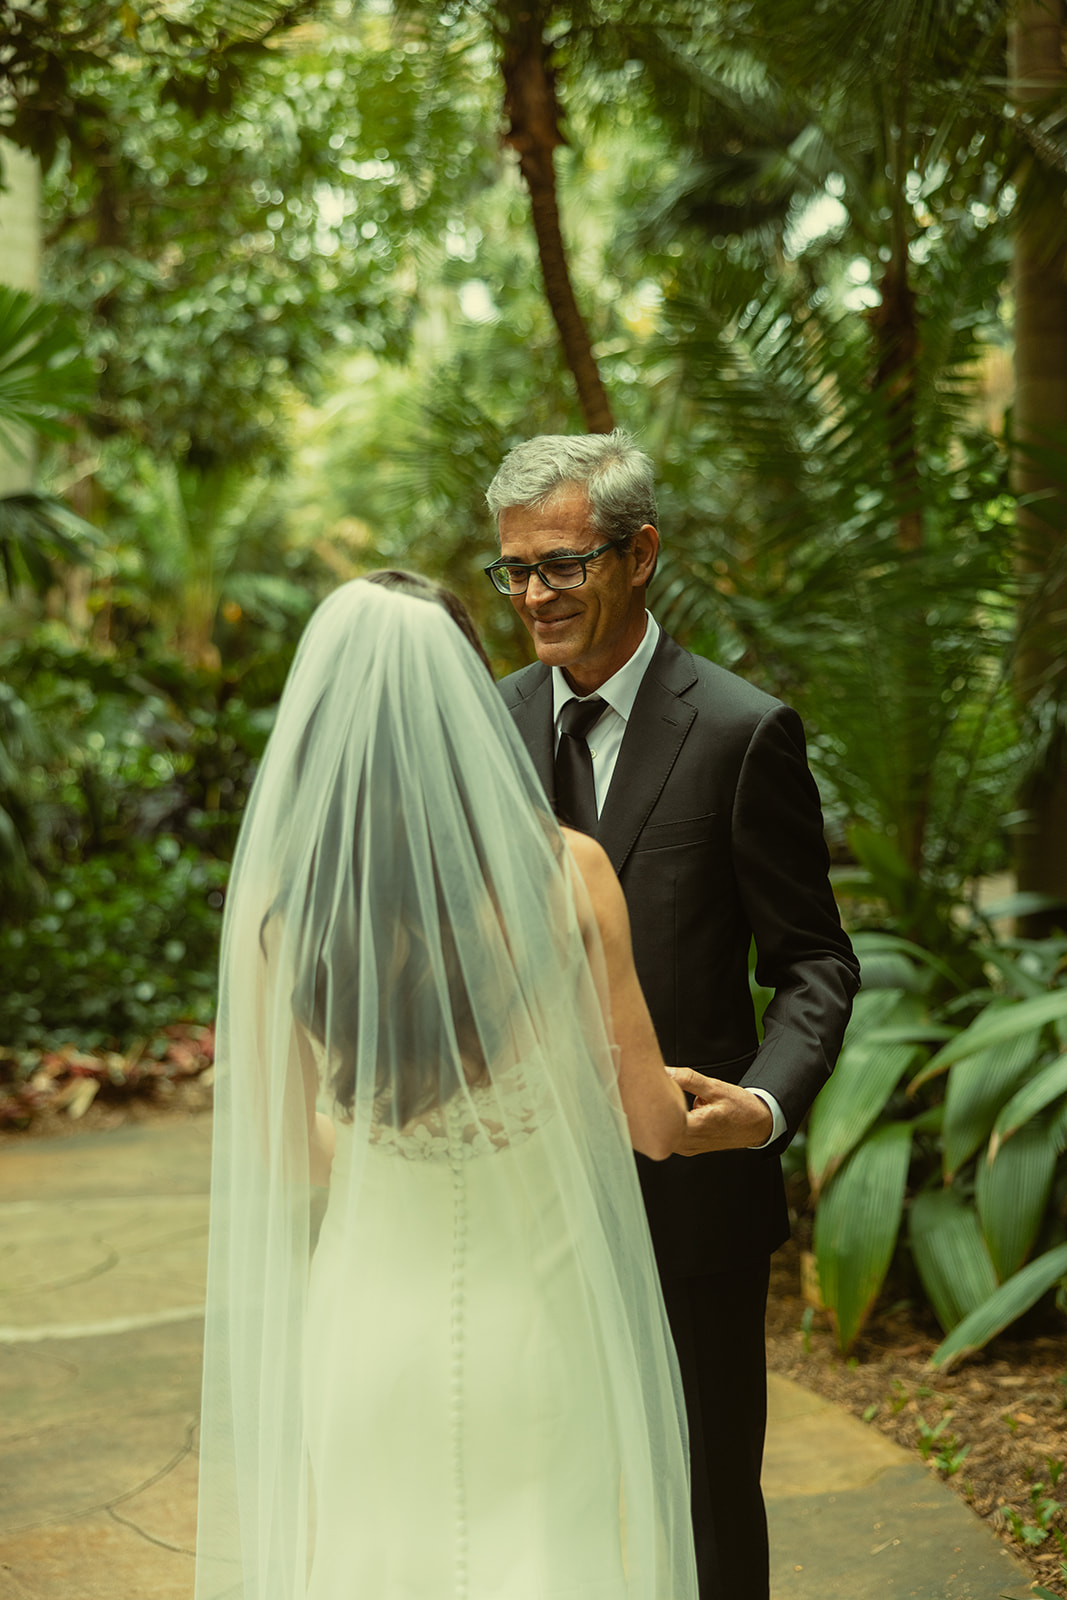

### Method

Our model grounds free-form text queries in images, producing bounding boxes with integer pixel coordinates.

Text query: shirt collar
[551,612,661,725]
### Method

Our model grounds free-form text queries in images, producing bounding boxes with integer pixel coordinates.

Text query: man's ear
[632,524,659,587]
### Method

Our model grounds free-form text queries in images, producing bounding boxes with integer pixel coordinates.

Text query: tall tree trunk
[873,87,923,556]
[1010,0,1067,935]
[0,141,40,496]
[497,2,614,434]
[870,100,929,878]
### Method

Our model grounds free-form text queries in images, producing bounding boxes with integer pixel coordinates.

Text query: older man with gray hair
[484,429,859,1600]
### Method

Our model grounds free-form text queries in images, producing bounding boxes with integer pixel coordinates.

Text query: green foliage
[0,287,94,455]
[0,631,289,1046]
[90,446,317,667]
[2,637,280,858]
[0,679,47,907]
[647,242,1023,935]
[914,1408,970,1476]
[932,1242,1067,1371]
[0,839,226,1049]
[811,1119,913,1353]
[0,491,100,597]
[811,930,1067,1356]
[33,4,502,466]
[975,1114,1058,1281]
[0,288,100,601]
[938,1025,1045,1180]
[0,2,319,171]
[908,1188,998,1332]
[807,987,924,1193]
[585,0,1051,955]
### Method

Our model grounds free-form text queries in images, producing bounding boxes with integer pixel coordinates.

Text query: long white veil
[195,579,696,1600]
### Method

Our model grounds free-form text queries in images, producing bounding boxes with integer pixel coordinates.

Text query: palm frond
[0,491,100,597]
[0,288,94,454]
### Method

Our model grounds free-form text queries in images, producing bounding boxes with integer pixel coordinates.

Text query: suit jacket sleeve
[731,703,861,1154]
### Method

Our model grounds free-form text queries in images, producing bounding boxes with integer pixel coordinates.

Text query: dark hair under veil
[262,571,499,1124]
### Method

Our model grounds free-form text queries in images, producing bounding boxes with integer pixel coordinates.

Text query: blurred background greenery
[1,0,1066,1358]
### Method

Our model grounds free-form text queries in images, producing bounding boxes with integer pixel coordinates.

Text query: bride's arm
[294,1025,336,1185]
[563,828,686,1160]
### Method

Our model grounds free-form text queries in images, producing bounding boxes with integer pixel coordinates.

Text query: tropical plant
[96,450,314,670]
[0,285,94,457]
[0,286,99,907]
[0,836,227,1048]
[27,1,502,469]
[1009,0,1067,933]
[555,0,1062,955]
[0,284,97,586]
[807,926,1067,1359]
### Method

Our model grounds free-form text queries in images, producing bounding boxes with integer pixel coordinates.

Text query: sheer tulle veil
[195,578,696,1600]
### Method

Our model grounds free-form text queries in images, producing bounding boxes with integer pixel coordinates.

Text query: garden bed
[768,1230,1067,1598]
[0,1023,216,1134]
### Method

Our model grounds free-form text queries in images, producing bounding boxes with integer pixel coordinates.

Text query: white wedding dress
[196,582,696,1600]
[303,1067,636,1599]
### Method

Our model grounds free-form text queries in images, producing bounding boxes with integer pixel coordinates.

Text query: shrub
[808,930,1067,1364]
[0,836,226,1049]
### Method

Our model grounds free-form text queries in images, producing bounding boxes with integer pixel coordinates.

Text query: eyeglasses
[483,540,617,595]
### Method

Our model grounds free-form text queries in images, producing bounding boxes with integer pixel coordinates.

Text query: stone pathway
[0,1117,1036,1599]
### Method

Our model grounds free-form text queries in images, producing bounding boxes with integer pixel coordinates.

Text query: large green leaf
[989,1053,1067,1159]
[1051,1094,1067,1155]
[0,287,93,453]
[938,1027,1045,1180]
[0,492,100,598]
[930,1241,1067,1370]
[908,1187,998,1333]
[848,932,960,988]
[807,990,924,1194]
[976,1116,1057,1281]
[814,1121,913,1353]
[921,990,1067,1074]
[850,949,924,991]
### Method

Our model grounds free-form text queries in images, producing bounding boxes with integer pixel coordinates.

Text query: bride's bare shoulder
[560,827,625,923]
[560,825,608,874]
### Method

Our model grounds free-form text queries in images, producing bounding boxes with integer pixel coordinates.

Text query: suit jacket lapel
[597,633,698,874]
[506,665,555,802]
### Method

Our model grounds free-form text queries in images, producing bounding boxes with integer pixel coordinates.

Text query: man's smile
[531,611,580,631]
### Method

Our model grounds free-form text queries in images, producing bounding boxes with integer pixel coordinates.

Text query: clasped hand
[666,1067,773,1155]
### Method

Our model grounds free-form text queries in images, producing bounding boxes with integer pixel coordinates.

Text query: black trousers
[658,1259,771,1600]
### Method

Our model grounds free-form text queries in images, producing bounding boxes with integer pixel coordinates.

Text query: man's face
[497,487,655,693]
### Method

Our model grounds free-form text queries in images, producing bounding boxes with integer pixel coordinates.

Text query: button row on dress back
[447,1103,470,1600]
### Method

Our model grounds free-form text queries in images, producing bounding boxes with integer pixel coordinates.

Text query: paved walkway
[0,1117,1035,1600]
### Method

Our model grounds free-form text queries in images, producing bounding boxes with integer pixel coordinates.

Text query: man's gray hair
[486,429,657,550]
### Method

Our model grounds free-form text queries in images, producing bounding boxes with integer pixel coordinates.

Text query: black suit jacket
[500,630,860,1276]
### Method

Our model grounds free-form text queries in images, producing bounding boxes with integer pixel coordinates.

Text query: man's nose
[525,571,556,606]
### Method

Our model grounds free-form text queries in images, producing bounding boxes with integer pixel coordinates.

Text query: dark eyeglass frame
[483,540,617,595]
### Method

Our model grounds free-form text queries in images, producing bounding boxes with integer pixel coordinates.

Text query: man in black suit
[485,430,860,1600]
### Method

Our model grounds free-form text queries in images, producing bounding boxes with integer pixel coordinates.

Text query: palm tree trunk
[1010,0,1067,934]
[870,99,929,876]
[497,1,614,434]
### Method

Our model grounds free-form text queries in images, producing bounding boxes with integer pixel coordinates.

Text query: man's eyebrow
[499,544,591,563]
[500,545,582,563]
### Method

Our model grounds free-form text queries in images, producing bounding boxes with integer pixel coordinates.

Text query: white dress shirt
[552,612,786,1150]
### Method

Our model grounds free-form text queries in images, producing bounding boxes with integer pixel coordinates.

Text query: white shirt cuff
[746,1087,786,1149]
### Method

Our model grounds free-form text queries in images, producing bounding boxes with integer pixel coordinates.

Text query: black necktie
[554,697,606,835]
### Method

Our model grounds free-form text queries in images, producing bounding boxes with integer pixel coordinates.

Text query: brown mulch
[0,1023,215,1136]
[768,1214,1067,1599]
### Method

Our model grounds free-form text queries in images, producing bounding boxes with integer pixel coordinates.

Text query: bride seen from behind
[195,573,697,1600]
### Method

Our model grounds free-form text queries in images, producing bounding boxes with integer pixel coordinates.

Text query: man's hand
[666,1067,773,1155]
